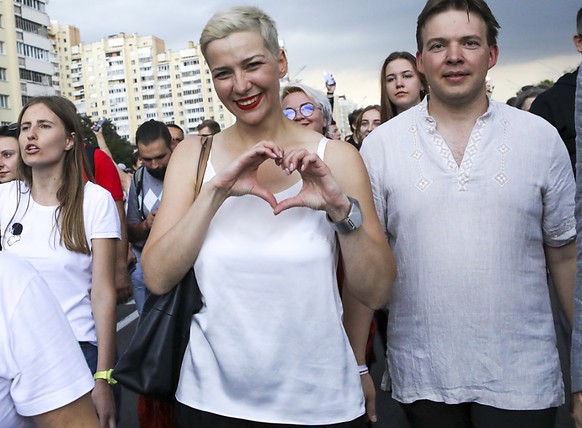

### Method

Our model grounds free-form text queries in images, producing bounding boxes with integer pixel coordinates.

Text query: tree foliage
[537,79,554,89]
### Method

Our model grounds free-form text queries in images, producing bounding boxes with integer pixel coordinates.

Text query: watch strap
[327,196,363,234]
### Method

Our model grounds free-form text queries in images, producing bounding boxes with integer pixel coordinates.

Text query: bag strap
[133,165,146,219]
[194,135,213,198]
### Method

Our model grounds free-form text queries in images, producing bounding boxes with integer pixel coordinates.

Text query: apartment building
[51,23,234,142]
[0,0,57,124]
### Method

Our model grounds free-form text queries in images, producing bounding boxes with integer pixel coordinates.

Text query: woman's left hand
[273,149,349,220]
[92,381,116,427]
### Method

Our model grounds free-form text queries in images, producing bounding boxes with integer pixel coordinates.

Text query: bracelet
[358,364,369,376]
[94,369,117,385]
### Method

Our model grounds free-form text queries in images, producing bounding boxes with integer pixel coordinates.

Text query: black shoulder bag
[113,136,213,400]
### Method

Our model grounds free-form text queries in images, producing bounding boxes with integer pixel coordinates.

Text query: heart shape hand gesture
[210,140,349,219]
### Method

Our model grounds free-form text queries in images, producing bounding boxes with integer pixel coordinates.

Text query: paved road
[114,301,574,428]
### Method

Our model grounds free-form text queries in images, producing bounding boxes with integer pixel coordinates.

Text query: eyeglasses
[283,102,319,120]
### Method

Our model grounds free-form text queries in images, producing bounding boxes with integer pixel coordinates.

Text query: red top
[84,147,123,202]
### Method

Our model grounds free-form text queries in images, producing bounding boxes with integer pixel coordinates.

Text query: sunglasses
[283,102,319,120]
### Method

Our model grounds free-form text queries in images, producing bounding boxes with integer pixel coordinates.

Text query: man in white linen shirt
[360,0,576,427]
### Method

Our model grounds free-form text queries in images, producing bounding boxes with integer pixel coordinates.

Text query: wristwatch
[327,196,363,234]
[94,369,117,385]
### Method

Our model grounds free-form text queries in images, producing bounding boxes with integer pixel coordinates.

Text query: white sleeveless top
[176,138,364,424]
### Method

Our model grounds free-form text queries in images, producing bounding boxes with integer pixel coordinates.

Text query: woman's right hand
[210,140,283,209]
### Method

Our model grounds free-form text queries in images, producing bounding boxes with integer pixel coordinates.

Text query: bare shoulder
[323,138,370,195]
[166,135,203,173]
[177,134,204,156]
[323,138,364,171]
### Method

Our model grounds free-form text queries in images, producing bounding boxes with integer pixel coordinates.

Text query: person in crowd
[281,82,333,135]
[355,105,381,148]
[380,51,428,123]
[126,119,173,314]
[361,1,575,427]
[0,96,121,426]
[530,8,582,171]
[514,85,547,111]
[140,6,395,427]
[93,124,133,194]
[569,7,582,428]
[126,120,175,427]
[0,252,100,428]
[345,108,362,149]
[196,119,221,137]
[167,123,185,150]
[326,121,342,140]
[91,122,132,305]
[0,123,18,183]
[324,72,337,112]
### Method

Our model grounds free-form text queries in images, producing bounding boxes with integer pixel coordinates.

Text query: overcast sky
[47,0,581,105]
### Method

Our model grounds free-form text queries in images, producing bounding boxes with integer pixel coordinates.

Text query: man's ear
[416,51,424,75]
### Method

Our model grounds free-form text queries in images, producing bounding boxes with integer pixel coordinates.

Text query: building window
[0,42,4,54]
[0,95,9,109]
[0,68,6,80]
[15,16,48,36]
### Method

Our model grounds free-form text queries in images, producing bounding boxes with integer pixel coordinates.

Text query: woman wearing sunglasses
[281,83,332,135]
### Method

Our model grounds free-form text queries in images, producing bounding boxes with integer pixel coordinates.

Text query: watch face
[331,197,363,234]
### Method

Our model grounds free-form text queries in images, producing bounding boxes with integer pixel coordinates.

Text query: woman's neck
[230,113,291,148]
[30,166,64,206]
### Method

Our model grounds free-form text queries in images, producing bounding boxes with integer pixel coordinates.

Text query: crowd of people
[2,1,582,428]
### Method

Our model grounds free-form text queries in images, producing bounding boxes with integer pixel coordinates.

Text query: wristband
[94,369,117,385]
[358,364,369,376]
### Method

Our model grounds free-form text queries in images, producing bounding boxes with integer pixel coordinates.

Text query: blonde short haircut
[200,6,280,59]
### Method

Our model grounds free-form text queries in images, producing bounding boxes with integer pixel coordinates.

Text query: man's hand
[114,268,132,304]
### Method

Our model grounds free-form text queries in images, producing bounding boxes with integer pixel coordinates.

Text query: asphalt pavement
[114,300,574,428]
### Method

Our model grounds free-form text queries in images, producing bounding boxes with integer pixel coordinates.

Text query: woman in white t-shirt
[0,96,120,426]
[141,6,396,428]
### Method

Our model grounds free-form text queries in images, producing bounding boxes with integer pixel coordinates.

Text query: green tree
[537,79,554,89]
[78,116,135,166]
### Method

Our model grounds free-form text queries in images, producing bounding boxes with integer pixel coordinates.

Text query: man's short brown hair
[416,0,500,52]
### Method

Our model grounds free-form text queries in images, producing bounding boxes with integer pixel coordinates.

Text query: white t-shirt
[0,180,120,343]
[176,138,364,424]
[0,252,94,428]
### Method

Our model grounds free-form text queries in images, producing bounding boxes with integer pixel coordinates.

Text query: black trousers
[175,402,369,428]
[400,399,557,428]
